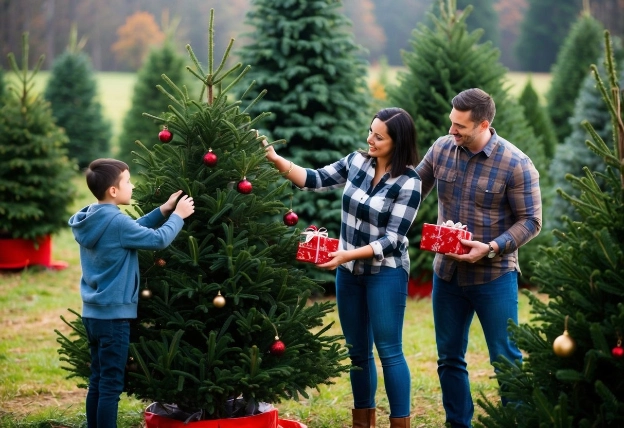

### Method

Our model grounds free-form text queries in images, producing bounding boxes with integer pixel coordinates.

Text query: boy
[68,158,195,427]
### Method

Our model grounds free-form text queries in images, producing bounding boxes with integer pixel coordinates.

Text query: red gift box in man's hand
[420,221,473,255]
[296,226,339,264]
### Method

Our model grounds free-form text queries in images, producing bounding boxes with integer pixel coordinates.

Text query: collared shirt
[302,151,421,276]
[416,129,542,286]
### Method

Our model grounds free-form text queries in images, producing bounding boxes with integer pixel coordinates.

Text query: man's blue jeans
[336,266,410,418]
[432,271,522,428]
[82,317,130,428]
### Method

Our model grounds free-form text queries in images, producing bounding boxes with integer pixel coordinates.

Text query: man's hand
[444,239,489,263]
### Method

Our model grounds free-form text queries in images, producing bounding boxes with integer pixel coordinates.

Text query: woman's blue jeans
[336,266,410,417]
[432,271,522,428]
[82,317,130,428]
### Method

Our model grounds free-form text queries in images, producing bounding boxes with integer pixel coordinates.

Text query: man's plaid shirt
[302,151,422,276]
[416,129,542,286]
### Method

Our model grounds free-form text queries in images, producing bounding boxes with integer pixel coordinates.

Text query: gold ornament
[140,288,152,299]
[553,315,576,357]
[213,291,226,308]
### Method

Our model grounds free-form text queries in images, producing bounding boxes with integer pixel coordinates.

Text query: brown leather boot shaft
[352,408,376,428]
[389,416,410,428]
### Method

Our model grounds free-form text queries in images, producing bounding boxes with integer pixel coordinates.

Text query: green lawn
[0,69,546,427]
[0,174,536,427]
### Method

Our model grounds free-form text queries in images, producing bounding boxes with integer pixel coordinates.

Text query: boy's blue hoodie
[68,203,184,320]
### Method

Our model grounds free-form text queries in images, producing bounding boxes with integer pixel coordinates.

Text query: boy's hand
[173,194,195,219]
[161,190,183,215]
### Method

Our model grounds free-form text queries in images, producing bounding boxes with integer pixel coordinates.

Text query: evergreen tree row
[477,31,624,427]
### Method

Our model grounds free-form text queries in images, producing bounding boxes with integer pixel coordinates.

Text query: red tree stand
[144,406,306,428]
[0,235,68,270]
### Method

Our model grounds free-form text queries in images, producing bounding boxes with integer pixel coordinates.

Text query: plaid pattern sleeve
[416,130,542,286]
[302,152,422,275]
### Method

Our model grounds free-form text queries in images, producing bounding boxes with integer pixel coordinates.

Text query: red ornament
[270,337,286,356]
[158,127,173,143]
[155,258,166,267]
[203,149,218,167]
[283,209,299,226]
[612,340,624,358]
[237,177,253,194]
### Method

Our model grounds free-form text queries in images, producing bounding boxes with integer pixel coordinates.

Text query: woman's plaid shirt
[416,129,542,286]
[301,151,422,276]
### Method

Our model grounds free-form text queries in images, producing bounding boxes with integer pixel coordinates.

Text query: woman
[264,107,421,428]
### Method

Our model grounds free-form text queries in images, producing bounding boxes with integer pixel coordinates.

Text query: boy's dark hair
[452,88,496,125]
[372,107,419,178]
[86,158,129,200]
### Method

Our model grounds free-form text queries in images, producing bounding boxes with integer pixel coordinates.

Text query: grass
[0,69,545,427]
[0,182,535,427]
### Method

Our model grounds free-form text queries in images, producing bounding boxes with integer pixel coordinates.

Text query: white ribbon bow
[301,226,329,243]
[443,220,468,230]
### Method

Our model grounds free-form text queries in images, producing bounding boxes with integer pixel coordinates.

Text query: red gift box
[296,226,339,264]
[420,222,473,255]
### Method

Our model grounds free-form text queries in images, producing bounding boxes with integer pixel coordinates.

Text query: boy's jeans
[82,317,130,428]
[336,266,411,418]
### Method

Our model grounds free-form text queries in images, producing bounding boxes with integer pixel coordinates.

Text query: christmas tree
[118,24,186,169]
[546,10,604,142]
[515,0,582,72]
[0,33,76,241]
[44,26,111,169]
[518,78,557,160]
[548,46,624,232]
[476,31,624,427]
[388,0,548,285]
[238,0,371,287]
[0,66,5,101]
[56,11,349,420]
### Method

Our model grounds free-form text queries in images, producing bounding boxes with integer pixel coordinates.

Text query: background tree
[476,31,624,427]
[515,0,583,71]
[590,0,624,37]
[457,0,499,47]
[494,0,527,70]
[56,11,349,419]
[371,0,430,66]
[548,48,624,232]
[388,0,548,286]
[518,78,557,160]
[341,0,386,61]
[4,0,624,73]
[0,33,75,240]
[44,26,111,169]
[547,10,604,142]
[238,0,371,287]
[0,66,5,100]
[117,29,186,169]
[111,11,165,71]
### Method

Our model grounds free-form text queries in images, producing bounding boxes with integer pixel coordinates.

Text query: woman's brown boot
[389,416,410,427]
[352,408,376,428]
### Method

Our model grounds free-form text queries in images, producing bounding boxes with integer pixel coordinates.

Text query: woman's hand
[317,250,350,270]
[261,136,279,163]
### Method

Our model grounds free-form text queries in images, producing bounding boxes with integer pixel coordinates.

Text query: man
[416,88,542,427]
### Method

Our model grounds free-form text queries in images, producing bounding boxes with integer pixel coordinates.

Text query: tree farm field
[0,70,544,427]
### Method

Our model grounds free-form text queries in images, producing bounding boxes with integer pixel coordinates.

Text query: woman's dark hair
[85,158,129,200]
[372,107,419,177]
[452,88,496,125]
